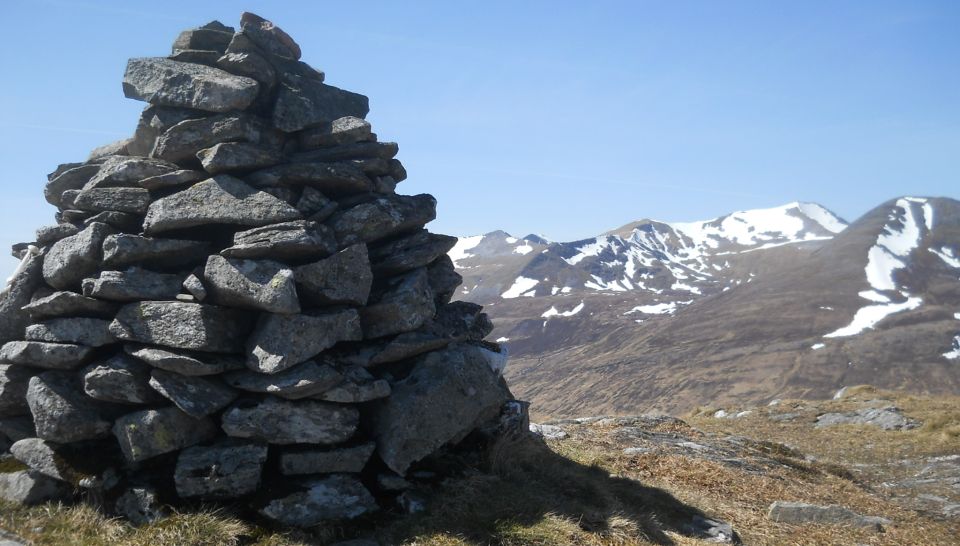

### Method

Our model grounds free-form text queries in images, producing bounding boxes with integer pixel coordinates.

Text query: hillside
[452,197,960,417]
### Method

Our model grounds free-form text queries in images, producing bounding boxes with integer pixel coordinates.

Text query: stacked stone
[0,13,513,527]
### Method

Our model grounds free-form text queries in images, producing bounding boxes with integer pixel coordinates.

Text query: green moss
[0,457,29,473]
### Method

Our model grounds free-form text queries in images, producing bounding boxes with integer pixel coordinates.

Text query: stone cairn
[0,13,520,527]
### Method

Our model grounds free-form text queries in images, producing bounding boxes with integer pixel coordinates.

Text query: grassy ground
[1,386,957,545]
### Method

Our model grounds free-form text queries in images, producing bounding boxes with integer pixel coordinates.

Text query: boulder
[27,372,113,442]
[87,138,131,160]
[142,175,301,234]
[110,301,256,353]
[44,164,100,206]
[278,442,375,476]
[0,249,44,344]
[82,268,184,302]
[82,156,179,190]
[148,370,237,418]
[123,57,259,112]
[239,12,301,59]
[246,161,373,195]
[174,441,268,499]
[83,355,162,405]
[73,187,151,214]
[125,345,244,376]
[247,310,362,374]
[21,291,119,320]
[42,222,115,290]
[152,113,261,163]
[102,234,211,269]
[217,50,276,86]
[0,341,95,370]
[203,255,300,314]
[221,220,336,261]
[360,268,435,339]
[82,211,142,232]
[36,224,80,245]
[172,24,233,54]
[328,194,436,246]
[196,142,280,174]
[113,407,218,463]
[368,230,458,276]
[316,367,391,403]
[0,365,34,417]
[371,345,511,475]
[767,501,891,531]
[0,470,71,505]
[128,105,203,157]
[298,116,372,149]
[294,244,372,306]
[427,256,462,305]
[272,82,369,133]
[224,359,342,400]
[138,169,207,190]
[814,407,920,431]
[258,475,377,527]
[368,332,451,366]
[221,397,358,445]
[24,318,116,347]
[10,437,117,485]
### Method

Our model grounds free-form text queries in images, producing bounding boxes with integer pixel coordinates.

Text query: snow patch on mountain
[449,235,484,268]
[542,301,585,318]
[931,247,960,269]
[824,297,923,338]
[944,336,960,360]
[502,276,539,298]
[625,302,684,315]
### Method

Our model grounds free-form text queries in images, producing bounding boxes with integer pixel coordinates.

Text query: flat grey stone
[328,194,436,246]
[368,332,450,366]
[83,355,162,405]
[0,365,34,417]
[143,175,301,235]
[369,230,458,276]
[148,370,237,418]
[138,169,207,190]
[296,187,337,220]
[21,291,120,320]
[82,156,179,190]
[272,81,369,133]
[128,105,204,158]
[82,268,184,302]
[82,211,142,232]
[293,141,398,163]
[258,474,377,527]
[182,274,207,301]
[172,25,233,53]
[294,243,372,307]
[316,367,390,403]
[35,224,80,245]
[110,302,255,353]
[247,310,362,374]
[240,12,301,59]
[298,116,372,149]
[767,501,891,530]
[174,441,268,499]
[371,345,511,475]
[360,268,435,339]
[44,164,99,206]
[27,372,113,442]
[42,222,115,290]
[151,113,261,163]
[246,161,372,195]
[216,50,276,86]
[87,138,131,161]
[815,407,920,431]
[73,187,150,214]
[0,470,71,505]
[123,57,259,112]
[0,250,44,345]
[113,407,218,463]
[0,341,95,370]
[25,318,116,347]
[221,220,336,261]
[221,397,358,445]
[224,360,342,400]
[125,345,243,376]
[279,442,375,476]
[196,142,280,174]
[102,234,211,268]
[203,255,299,314]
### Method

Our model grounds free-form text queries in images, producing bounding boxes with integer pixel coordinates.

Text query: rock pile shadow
[0,12,518,528]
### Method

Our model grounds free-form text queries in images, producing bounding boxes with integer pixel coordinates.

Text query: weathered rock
[174,441,268,499]
[222,220,336,261]
[182,274,207,301]
[25,318,116,347]
[258,475,377,527]
[110,302,255,353]
[328,194,436,246]
[0,365,34,417]
[88,138,131,161]
[42,222,114,290]
[44,164,100,206]
[368,332,451,366]
[217,50,276,86]
[246,162,373,195]
[168,49,222,65]
[102,234,211,269]
[152,113,261,163]
[360,268,435,339]
[203,255,300,314]
[35,224,79,246]
[298,116,372,149]
[296,187,338,219]
[83,156,179,190]
[372,345,511,475]
[272,82,369,133]
[82,268,184,302]
[0,470,71,505]
[377,473,411,491]
[125,345,244,376]
[27,372,113,442]
[0,341,95,370]
[143,175,301,234]
[316,367,391,403]
[73,187,151,214]
[224,360,342,399]
[293,141,398,163]
[114,486,168,525]
[767,501,891,530]
[21,291,119,320]
[424,301,494,342]
[529,423,568,440]
[279,442,375,476]
[196,142,280,174]
[123,57,259,112]
[83,355,162,404]
[368,230,458,276]
[138,169,207,190]
[294,244,372,306]
[82,211,142,232]
[172,24,233,54]
[113,407,218,463]
[221,397,359,444]
[815,407,920,431]
[247,310,362,374]
[427,255,462,305]
[10,438,117,485]
[240,12,301,60]
[148,370,237,418]
[0,249,44,344]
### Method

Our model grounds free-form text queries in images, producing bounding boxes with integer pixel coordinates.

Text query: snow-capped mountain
[451,198,960,418]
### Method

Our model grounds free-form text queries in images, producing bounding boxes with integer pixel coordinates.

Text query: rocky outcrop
[0,11,514,530]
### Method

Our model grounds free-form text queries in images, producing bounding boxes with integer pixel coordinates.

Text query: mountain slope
[452,197,960,417]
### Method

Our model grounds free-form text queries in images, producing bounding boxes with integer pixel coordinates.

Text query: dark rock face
[0,250,44,344]
[246,161,373,195]
[272,82,369,133]
[0,365,34,417]
[152,113,261,163]
[294,244,372,306]
[247,310,362,374]
[148,369,237,418]
[123,58,259,112]
[278,442,375,475]
[174,441,268,499]
[360,268,436,339]
[329,194,437,246]
[197,142,281,174]
[221,397,359,444]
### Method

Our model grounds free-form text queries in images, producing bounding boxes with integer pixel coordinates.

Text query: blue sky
[1,0,958,266]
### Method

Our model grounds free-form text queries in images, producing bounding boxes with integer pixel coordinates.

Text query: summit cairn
[0,13,517,527]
